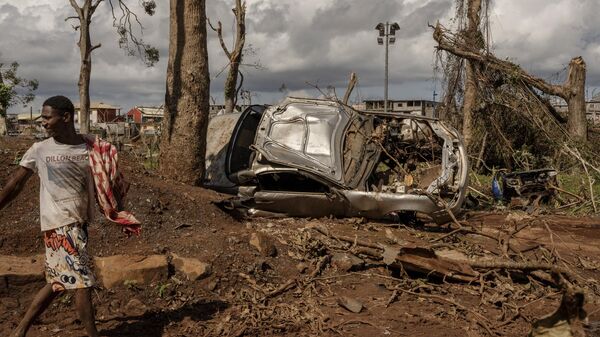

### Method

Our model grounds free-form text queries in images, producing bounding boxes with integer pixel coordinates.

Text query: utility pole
[375,22,399,113]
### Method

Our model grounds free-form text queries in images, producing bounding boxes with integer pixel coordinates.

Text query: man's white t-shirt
[20,138,95,231]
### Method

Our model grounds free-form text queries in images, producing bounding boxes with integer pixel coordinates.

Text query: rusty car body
[205,97,468,224]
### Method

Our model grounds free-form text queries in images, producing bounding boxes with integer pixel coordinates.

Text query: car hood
[252,97,352,186]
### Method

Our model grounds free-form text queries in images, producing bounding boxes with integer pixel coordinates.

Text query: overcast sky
[1,0,599,114]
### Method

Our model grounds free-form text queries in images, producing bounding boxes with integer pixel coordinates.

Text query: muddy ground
[1,136,600,337]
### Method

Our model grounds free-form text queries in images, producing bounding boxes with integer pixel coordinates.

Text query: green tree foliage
[0,61,38,116]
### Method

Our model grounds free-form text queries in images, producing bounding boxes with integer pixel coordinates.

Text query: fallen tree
[433,21,587,142]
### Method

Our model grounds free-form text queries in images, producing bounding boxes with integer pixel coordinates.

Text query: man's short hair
[43,96,75,118]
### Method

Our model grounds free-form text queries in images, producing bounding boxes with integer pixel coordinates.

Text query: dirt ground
[1,136,600,337]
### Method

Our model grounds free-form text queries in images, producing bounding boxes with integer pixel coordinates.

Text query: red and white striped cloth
[84,135,141,236]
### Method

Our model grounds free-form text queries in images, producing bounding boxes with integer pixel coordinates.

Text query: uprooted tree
[209,0,246,114]
[67,0,159,134]
[434,0,587,156]
[159,0,210,185]
[0,61,38,136]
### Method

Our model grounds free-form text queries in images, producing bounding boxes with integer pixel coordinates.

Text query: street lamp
[375,22,399,113]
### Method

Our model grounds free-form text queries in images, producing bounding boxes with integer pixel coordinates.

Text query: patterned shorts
[43,223,96,292]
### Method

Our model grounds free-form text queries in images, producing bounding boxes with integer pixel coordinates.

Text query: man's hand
[0,166,33,211]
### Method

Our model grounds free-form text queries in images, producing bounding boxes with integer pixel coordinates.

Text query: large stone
[337,296,363,313]
[0,254,45,288]
[331,253,364,272]
[171,253,211,281]
[249,232,277,257]
[94,255,168,288]
[125,298,148,317]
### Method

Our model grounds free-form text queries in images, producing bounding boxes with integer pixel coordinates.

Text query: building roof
[363,99,438,103]
[133,106,164,117]
[17,113,41,121]
[74,102,120,110]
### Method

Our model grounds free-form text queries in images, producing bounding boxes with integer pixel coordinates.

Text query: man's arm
[0,166,33,211]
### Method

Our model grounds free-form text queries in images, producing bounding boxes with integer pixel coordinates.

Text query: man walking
[0,95,139,337]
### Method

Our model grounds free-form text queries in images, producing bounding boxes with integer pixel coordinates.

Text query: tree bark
[78,15,92,135]
[0,68,7,135]
[565,57,587,140]
[342,72,357,104]
[160,0,210,185]
[461,0,484,150]
[0,116,6,136]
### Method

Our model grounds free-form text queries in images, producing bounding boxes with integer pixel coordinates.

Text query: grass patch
[557,172,600,197]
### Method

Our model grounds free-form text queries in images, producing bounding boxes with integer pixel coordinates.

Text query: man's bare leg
[11,284,59,337]
[75,288,99,337]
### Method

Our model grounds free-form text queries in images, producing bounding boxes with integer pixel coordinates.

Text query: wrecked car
[492,168,558,207]
[205,97,468,224]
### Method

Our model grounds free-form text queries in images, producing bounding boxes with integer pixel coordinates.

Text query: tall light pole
[375,22,399,113]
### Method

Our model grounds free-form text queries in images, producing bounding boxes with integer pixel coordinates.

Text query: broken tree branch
[573,147,597,213]
[433,22,587,140]
[549,184,586,202]
[263,254,331,299]
[433,23,565,98]
[342,72,357,105]
[308,224,381,250]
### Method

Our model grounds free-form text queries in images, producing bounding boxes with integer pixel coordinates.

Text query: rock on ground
[249,232,278,257]
[0,254,45,287]
[337,296,364,313]
[94,254,169,288]
[171,253,212,280]
[331,252,364,272]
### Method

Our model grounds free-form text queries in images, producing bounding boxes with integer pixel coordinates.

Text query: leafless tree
[66,0,158,134]
[209,0,246,114]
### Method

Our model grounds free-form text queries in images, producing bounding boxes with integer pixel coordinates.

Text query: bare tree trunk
[78,20,92,135]
[210,0,246,113]
[69,0,101,135]
[463,63,477,149]
[462,0,484,150]
[0,116,6,136]
[0,69,7,135]
[565,57,587,139]
[343,72,357,105]
[160,0,210,185]
[224,57,241,113]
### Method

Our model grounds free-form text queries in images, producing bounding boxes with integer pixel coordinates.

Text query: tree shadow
[99,299,228,337]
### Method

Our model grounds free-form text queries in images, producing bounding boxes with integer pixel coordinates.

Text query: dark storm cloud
[0,1,169,111]
[3,0,598,113]
[286,0,402,58]
[0,0,454,111]
[311,0,402,35]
